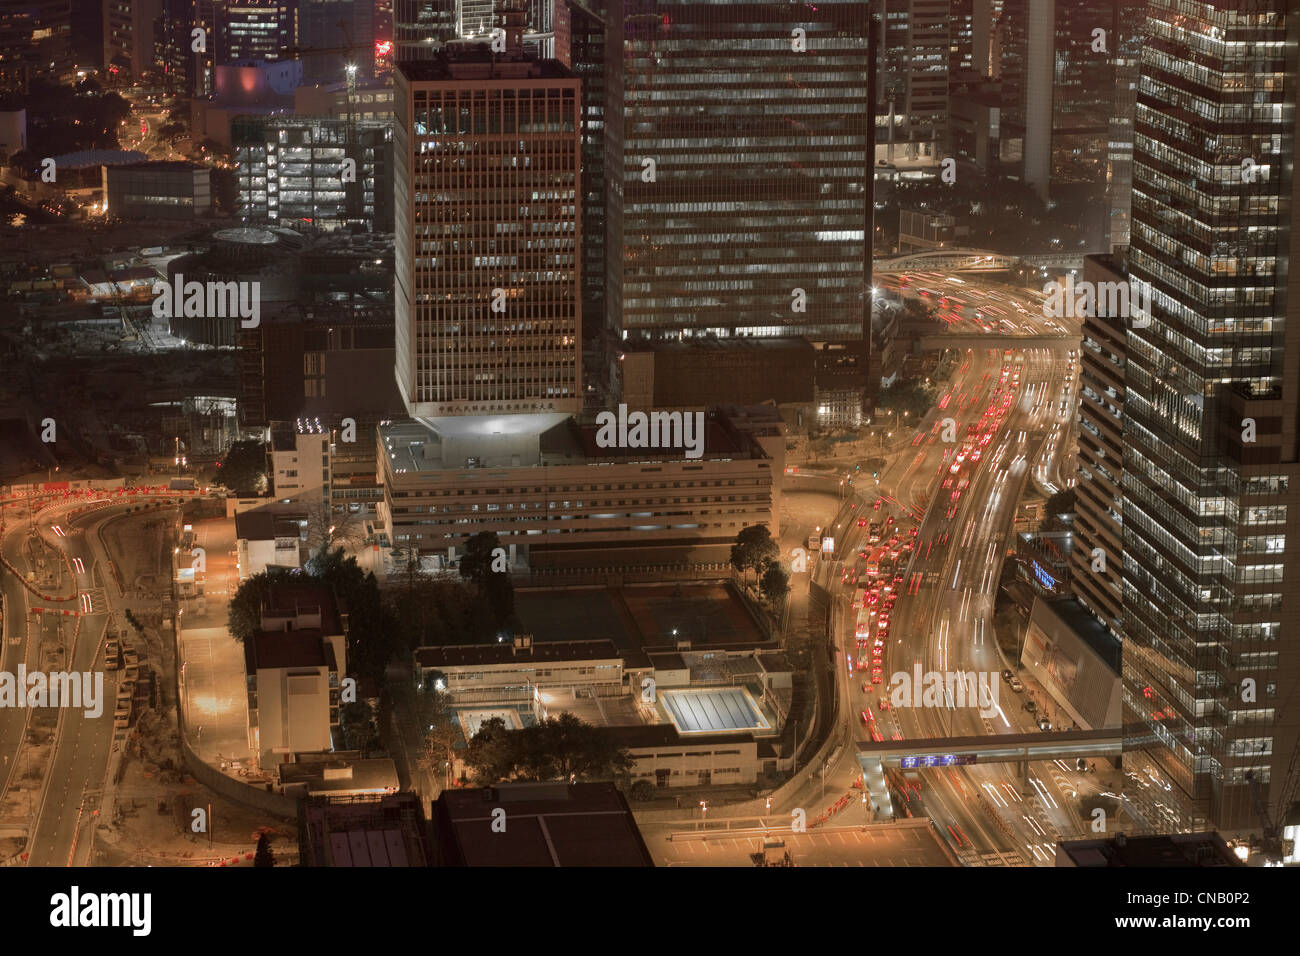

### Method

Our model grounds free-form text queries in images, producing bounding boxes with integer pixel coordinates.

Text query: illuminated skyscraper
[220,0,296,63]
[1123,0,1300,831]
[603,0,872,416]
[393,9,582,420]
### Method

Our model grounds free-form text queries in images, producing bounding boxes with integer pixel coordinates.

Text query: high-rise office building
[998,0,1112,191]
[298,0,375,81]
[949,0,972,78]
[1105,1,1145,249]
[458,0,494,36]
[381,5,779,567]
[393,16,582,421]
[554,0,609,411]
[1123,0,1300,831]
[604,0,872,418]
[233,115,393,231]
[877,0,948,162]
[1072,252,1127,636]
[103,0,160,79]
[394,0,455,61]
[220,0,296,64]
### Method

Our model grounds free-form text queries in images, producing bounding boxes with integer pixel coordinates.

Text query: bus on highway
[864,546,886,577]
[855,608,871,639]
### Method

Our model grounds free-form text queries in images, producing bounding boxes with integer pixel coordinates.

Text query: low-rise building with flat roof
[279,756,400,799]
[102,161,212,220]
[1056,831,1242,867]
[244,585,348,770]
[378,409,776,569]
[299,792,433,866]
[234,506,306,579]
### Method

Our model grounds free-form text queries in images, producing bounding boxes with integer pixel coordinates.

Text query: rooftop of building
[380,410,768,476]
[259,580,344,636]
[513,583,775,656]
[299,792,433,867]
[244,627,335,673]
[233,508,305,542]
[1058,832,1242,867]
[414,638,622,670]
[1034,596,1121,674]
[398,45,574,83]
[432,782,653,866]
[110,160,207,173]
[270,418,328,450]
[600,723,760,750]
[279,757,400,795]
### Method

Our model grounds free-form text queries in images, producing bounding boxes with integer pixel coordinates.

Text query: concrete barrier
[177,734,300,819]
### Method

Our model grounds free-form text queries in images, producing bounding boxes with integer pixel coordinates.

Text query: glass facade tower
[1123,0,1300,830]
[604,0,871,348]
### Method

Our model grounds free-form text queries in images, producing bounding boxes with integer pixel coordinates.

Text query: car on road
[861,709,873,725]
[871,673,883,684]
[1038,717,1052,731]
[1023,700,1037,714]
[879,697,890,711]
[1009,677,1024,692]
[1002,669,1013,682]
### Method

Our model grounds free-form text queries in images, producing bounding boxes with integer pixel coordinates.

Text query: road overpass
[874,249,1088,275]
[916,332,1077,351]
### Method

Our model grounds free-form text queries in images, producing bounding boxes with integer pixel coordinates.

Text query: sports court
[514,583,765,651]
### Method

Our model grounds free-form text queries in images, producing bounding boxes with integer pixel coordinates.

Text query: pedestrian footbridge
[856,728,1124,783]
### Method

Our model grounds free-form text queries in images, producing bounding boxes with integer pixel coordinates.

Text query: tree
[340,701,377,753]
[303,509,366,568]
[227,567,293,643]
[253,832,275,867]
[416,683,461,791]
[760,561,791,607]
[388,575,487,651]
[541,713,632,782]
[877,379,935,419]
[465,717,518,784]
[731,524,779,581]
[216,439,267,496]
[629,779,656,802]
[458,531,515,632]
